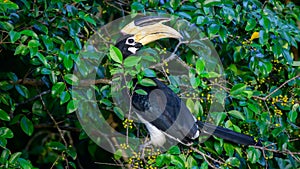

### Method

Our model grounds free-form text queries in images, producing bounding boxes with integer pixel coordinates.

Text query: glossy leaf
[32,101,46,117]
[0,109,10,121]
[168,146,180,155]
[113,107,124,120]
[20,30,38,39]
[228,110,245,120]
[247,147,261,164]
[110,45,123,64]
[9,30,21,43]
[245,18,256,31]
[20,116,34,136]
[135,89,147,95]
[139,78,156,87]
[124,56,141,67]
[47,141,66,151]
[0,127,14,138]
[64,74,79,85]
[15,85,30,98]
[51,82,65,97]
[67,100,79,114]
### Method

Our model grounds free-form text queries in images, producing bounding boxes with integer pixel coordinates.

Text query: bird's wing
[132,78,199,145]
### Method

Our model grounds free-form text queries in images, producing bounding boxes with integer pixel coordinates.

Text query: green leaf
[114,149,123,160]
[18,158,32,169]
[0,1,19,10]
[28,39,40,47]
[9,152,22,164]
[228,110,245,120]
[110,45,123,64]
[224,143,234,156]
[66,146,77,160]
[32,101,46,117]
[272,127,284,137]
[67,100,79,114]
[272,41,282,57]
[34,23,48,34]
[47,141,66,151]
[170,0,180,10]
[282,49,293,64]
[143,68,156,77]
[135,89,148,95]
[0,137,7,147]
[60,91,71,105]
[139,78,156,87]
[259,16,270,31]
[63,55,73,71]
[210,112,226,125]
[247,147,261,163]
[9,31,21,43]
[0,109,10,121]
[168,146,180,155]
[0,21,14,31]
[78,12,96,26]
[51,82,65,97]
[64,74,79,85]
[196,16,206,25]
[156,154,168,167]
[170,155,184,169]
[124,56,141,67]
[186,98,194,113]
[36,52,48,66]
[259,30,268,45]
[186,155,198,168]
[0,127,14,138]
[20,116,34,136]
[230,83,246,96]
[74,36,82,49]
[20,30,38,39]
[52,36,65,44]
[288,110,297,123]
[208,23,220,36]
[203,0,222,6]
[0,81,13,91]
[177,12,192,20]
[214,142,223,155]
[200,161,208,169]
[247,103,259,113]
[42,35,54,51]
[245,19,257,31]
[15,85,30,98]
[131,2,144,11]
[222,6,235,24]
[196,59,205,74]
[226,157,240,167]
[14,44,28,55]
[113,107,124,120]
[1,149,10,163]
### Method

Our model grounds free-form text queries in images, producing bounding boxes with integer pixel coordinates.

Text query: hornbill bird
[115,16,261,147]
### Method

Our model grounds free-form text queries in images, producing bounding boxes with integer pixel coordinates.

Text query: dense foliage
[0,0,299,168]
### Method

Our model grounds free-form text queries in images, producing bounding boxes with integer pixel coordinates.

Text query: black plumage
[115,31,260,147]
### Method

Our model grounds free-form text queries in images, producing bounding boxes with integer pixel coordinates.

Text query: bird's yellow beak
[121,16,182,45]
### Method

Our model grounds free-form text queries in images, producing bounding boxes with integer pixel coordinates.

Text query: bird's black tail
[196,121,261,146]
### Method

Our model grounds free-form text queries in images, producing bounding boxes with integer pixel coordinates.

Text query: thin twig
[15,90,51,106]
[149,41,188,69]
[190,147,224,169]
[79,78,112,86]
[261,74,300,101]
[39,93,69,168]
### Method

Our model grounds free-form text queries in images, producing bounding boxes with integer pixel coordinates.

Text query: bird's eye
[126,38,135,45]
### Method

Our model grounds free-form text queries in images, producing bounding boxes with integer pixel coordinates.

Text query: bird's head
[115,16,182,58]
